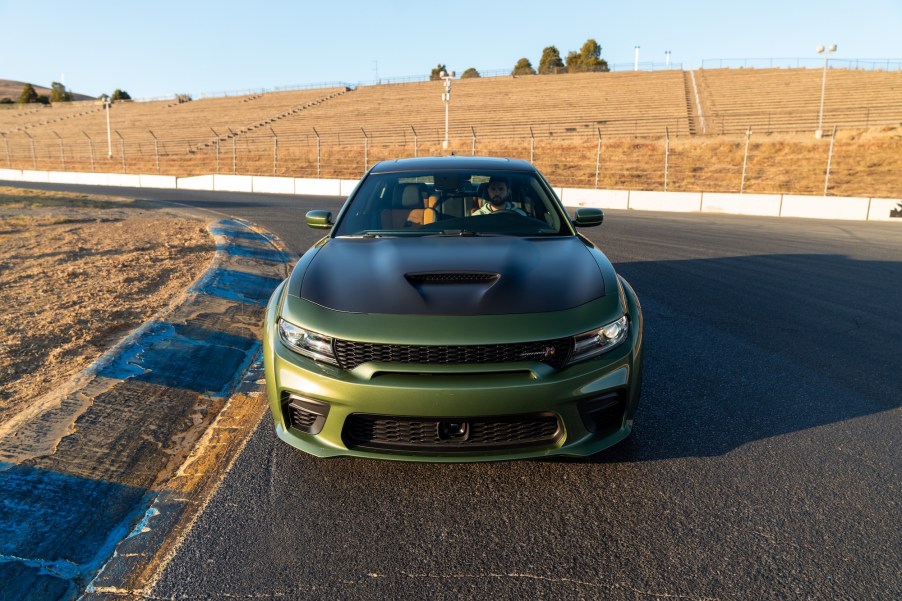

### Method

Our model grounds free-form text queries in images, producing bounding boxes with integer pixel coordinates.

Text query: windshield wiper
[432,229,501,237]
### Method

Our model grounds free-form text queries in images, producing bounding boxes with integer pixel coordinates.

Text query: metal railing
[701,57,902,71]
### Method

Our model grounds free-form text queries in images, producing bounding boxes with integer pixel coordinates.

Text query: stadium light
[815,43,837,139]
[440,70,455,150]
[634,46,640,71]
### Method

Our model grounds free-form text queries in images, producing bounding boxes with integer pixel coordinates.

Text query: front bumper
[262,282,643,463]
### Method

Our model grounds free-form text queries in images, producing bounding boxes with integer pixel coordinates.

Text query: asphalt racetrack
[6,182,901,600]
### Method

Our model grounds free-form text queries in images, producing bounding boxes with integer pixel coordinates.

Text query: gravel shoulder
[0,186,215,427]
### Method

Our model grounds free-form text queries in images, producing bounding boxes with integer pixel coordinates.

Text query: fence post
[594,127,603,189]
[24,131,36,169]
[664,127,670,192]
[82,131,95,172]
[471,127,476,156]
[313,127,321,178]
[361,127,369,173]
[824,125,838,196]
[411,125,418,158]
[53,131,65,171]
[210,128,220,173]
[115,130,125,173]
[740,127,751,193]
[529,126,535,163]
[149,130,160,174]
[270,127,278,175]
[228,128,237,175]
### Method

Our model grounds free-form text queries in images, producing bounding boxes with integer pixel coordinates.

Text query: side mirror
[305,210,333,230]
[572,207,604,228]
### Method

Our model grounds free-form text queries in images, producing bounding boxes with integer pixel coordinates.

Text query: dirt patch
[0,187,215,427]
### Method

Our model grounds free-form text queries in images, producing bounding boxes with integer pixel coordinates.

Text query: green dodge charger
[263,156,643,462]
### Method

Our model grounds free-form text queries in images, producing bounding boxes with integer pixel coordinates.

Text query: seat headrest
[400,184,423,209]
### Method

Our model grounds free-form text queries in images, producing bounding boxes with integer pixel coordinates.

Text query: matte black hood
[296,236,605,316]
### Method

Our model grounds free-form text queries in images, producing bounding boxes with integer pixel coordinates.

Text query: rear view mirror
[306,210,333,230]
[572,207,604,227]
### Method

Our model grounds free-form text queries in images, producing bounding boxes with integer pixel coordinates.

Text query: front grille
[333,338,572,371]
[343,413,563,452]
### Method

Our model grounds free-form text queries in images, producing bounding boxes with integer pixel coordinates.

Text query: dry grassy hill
[0,79,93,103]
[1,70,900,197]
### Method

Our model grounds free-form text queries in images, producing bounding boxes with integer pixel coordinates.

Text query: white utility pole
[815,44,837,139]
[441,70,454,150]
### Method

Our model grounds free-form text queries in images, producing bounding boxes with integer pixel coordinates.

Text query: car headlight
[278,319,338,366]
[567,315,629,365]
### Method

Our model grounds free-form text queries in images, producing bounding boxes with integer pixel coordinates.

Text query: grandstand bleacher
[1,68,900,196]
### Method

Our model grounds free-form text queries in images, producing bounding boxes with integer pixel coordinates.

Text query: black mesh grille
[344,413,562,452]
[405,272,498,284]
[284,395,329,435]
[333,338,572,371]
[288,405,318,430]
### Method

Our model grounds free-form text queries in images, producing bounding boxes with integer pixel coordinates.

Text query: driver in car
[472,176,527,216]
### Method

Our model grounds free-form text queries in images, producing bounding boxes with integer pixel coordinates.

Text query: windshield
[332,169,571,237]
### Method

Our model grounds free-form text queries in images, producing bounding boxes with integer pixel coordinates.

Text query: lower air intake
[343,413,562,453]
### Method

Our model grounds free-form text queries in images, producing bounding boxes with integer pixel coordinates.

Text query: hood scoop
[405,272,499,285]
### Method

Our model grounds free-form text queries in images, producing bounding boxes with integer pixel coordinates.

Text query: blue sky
[2,0,900,99]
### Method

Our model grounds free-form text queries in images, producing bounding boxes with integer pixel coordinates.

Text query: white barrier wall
[701,193,782,217]
[139,175,177,189]
[781,195,870,221]
[339,179,359,197]
[21,170,50,183]
[213,174,253,193]
[252,176,294,195]
[867,198,902,221]
[1,169,900,223]
[295,178,342,196]
[629,191,702,213]
[76,173,114,186]
[561,188,629,210]
[177,175,215,190]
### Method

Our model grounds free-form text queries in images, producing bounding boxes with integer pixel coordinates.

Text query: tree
[460,67,481,79]
[565,50,582,72]
[567,39,609,73]
[430,64,449,81]
[17,83,39,104]
[538,46,566,75]
[511,58,536,76]
[579,38,609,72]
[111,89,131,101]
[50,81,73,102]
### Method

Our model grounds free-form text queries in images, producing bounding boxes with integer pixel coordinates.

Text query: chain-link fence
[2,124,901,198]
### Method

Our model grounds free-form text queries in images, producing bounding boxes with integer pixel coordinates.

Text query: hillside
[0,79,94,102]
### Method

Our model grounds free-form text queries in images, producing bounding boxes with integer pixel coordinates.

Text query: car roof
[368,156,537,174]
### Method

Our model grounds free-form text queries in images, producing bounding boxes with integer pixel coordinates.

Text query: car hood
[293,236,606,316]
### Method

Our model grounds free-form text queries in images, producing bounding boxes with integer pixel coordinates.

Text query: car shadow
[577,252,902,463]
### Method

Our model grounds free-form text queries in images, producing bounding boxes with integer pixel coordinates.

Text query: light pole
[815,43,837,139]
[634,46,640,71]
[103,98,112,158]
[665,50,671,68]
[440,70,454,150]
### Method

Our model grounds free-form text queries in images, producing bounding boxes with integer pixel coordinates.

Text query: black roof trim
[368,156,536,174]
